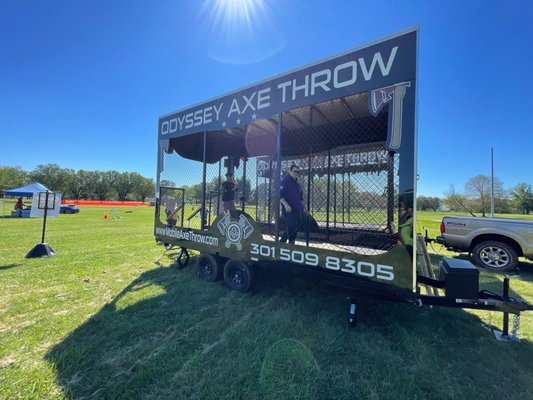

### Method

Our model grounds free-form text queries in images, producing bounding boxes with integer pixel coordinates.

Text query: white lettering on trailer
[257,87,271,109]
[277,46,398,103]
[227,88,272,117]
[161,46,398,133]
[250,243,395,282]
[310,69,331,95]
[160,103,225,135]
[155,227,219,247]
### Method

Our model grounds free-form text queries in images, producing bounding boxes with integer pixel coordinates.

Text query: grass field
[1,207,533,399]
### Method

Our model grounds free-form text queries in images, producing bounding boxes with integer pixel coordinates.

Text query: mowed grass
[0,208,532,399]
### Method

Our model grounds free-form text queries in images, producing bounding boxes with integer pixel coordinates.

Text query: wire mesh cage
[157,91,399,256]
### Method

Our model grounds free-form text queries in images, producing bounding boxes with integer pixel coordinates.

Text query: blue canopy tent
[4,182,50,197]
[2,183,51,217]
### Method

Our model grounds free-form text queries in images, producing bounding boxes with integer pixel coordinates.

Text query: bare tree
[444,185,475,216]
[464,175,504,217]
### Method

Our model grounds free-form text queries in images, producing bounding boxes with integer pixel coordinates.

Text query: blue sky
[1,0,532,197]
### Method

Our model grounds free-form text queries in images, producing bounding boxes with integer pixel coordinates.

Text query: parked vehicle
[436,216,533,271]
[60,205,80,214]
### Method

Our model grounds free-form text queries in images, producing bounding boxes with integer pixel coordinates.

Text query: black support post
[387,151,395,232]
[274,114,282,242]
[326,150,331,242]
[306,145,312,246]
[201,132,207,230]
[502,277,510,337]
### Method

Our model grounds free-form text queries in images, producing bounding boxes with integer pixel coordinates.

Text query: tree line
[417,175,533,215]
[0,164,155,202]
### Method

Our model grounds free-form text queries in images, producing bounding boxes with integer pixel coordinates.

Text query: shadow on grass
[0,263,21,271]
[45,259,533,400]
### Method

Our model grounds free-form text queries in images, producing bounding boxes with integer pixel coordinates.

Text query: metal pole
[348,172,351,223]
[41,191,49,243]
[342,170,345,225]
[268,159,272,226]
[326,150,331,242]
[333,173,337,227]
[387,151,395,232]
[274,114,282,242]
[491,147,495,218]
[255,164,259,221]
[217,159,221,215]
[502,276,510,337]
[306,146,312,246]
[242,158,247,211]
[201,132,207,230]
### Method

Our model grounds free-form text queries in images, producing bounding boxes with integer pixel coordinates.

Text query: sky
[1,0,532,197]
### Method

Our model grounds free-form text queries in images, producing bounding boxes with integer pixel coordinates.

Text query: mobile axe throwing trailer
[155,28,532,337]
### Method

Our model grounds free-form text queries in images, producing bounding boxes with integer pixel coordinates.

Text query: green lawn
[1,208,533,399]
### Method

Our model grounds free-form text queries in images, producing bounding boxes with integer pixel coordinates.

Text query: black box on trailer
[439,257,479,300]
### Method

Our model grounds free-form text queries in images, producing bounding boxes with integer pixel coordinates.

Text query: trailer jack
[493,276,521,342]
[348,298,358,326]
[176,247,190,269]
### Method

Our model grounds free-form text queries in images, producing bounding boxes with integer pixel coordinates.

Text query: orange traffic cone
[104,212,108,220]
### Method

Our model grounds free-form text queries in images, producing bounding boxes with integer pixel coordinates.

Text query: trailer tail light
[440,222,445,233]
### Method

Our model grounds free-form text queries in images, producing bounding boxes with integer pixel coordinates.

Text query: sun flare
[200,0,285,64]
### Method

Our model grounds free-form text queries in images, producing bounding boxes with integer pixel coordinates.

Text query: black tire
[197,253,221,282]
[223,260,254,293]
[63,209,72,214]
[472,240,519,271]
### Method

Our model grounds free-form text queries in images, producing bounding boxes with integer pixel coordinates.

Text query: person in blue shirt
[280,164,305,244]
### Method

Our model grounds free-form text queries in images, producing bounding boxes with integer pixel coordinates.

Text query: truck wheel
[472,241,518,271]
[223,260,254,293]
[197,253,221,282]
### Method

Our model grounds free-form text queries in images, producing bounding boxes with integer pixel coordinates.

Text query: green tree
[91,171,117,200]
[509,183,533,214]
[132,174,155,202]
[114,172,136,201]
[0,166,29,192]
[29,164,71,194]
[416,196,440,211]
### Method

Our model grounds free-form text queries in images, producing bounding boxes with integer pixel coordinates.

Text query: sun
[199,0,285,64]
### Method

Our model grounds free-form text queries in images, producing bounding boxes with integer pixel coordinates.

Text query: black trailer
[155,28,532,339]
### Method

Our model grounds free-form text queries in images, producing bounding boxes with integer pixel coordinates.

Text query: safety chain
[510,313,521,341]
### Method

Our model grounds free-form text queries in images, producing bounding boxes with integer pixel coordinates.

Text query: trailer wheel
[197,253,222,282]
[472,241,518,271]
[223,260,254,293]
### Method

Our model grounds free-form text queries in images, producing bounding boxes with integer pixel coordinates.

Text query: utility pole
[490,147,495,218]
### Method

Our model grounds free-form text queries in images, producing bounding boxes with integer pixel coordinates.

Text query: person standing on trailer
[280,164,305,244]
[221,172,238,213]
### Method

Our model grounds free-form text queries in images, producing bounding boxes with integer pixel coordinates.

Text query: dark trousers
[280,211,301,244]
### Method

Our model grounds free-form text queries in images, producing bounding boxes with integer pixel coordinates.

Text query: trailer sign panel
[159,31,416,139]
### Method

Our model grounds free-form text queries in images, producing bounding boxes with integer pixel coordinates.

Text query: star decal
[236,118,241,125]
[251,113,257,120]
[222,121,227,127]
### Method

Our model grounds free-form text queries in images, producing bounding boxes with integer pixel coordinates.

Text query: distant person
[398,201,414,258]
[15,197,24,218]
[221,172,238,213]
[280,164,305,244]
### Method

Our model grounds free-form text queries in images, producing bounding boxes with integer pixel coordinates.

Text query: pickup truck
[436,216,533,271]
